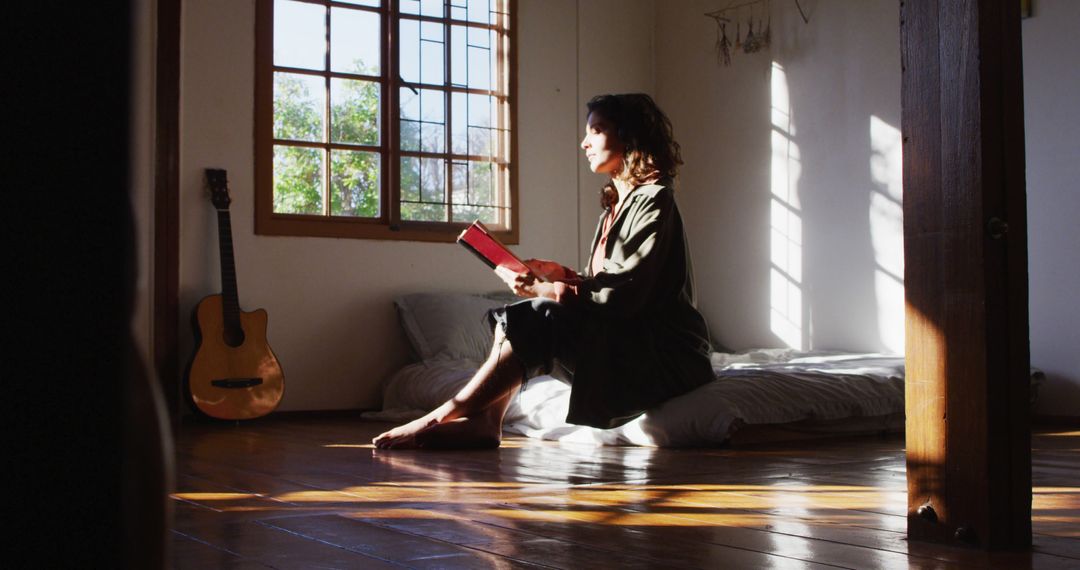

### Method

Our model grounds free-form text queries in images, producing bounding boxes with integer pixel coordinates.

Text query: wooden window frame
[254,0,518,244]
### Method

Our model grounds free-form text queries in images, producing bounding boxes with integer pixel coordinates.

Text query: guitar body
[187,294,285,420]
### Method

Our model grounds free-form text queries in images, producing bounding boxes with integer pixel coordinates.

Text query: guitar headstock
[205,168,231,211]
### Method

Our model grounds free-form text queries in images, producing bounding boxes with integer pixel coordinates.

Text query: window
[255,0,517,242]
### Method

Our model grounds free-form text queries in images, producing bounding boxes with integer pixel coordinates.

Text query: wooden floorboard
[171,420,1080,569]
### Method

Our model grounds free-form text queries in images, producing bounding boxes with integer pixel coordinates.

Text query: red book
[457,220,537,278]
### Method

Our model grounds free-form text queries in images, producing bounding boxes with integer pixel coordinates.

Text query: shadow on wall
[764,0,903,354]
[684,0,903,354]
[661,0,902,355]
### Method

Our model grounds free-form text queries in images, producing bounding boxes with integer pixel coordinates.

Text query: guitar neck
[216,209,242,333]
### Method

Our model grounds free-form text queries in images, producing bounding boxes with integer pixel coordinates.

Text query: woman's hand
[524,258,573,282]
[495,266,558,300]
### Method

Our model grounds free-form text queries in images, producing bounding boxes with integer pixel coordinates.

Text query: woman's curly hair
[586,93,683,210]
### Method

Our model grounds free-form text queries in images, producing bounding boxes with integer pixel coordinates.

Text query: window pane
[468,126,492,157]
[467,0,491,24]
[400,156,420,202]
[400,88,420,152]
[331,7,380,75]
[337,0,380,6]
[490,30,502,93]
[420,158,445,204]
[399,19,419,83]
[274,72,325,142]
[400,0,420,16]
[330,78,380,145]
[469,160,495,205]
[420,22,446,85]
[399,20,446,86]
[450,26,501,93]
[273,145,324,214]
[450,92,467,155]
[402,202,448,222]
[421,89,446,153]
[451,160,468,208]
[420,0,444,18]
[450,26,466,87]
[452,204,500,224]
[400,87,445,153]
[402,158,447,222]
[449,0,467,22]
[331,150,380,217]
[468,93,495,127]
[467,94,495,156]
[467,48,490,91]
[450,159,498,223]
[274,0,325,70]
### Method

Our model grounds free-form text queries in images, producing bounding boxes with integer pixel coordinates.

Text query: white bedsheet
[362,349,906,447]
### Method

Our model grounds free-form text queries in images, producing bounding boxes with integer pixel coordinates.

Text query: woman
[374,93,713,449]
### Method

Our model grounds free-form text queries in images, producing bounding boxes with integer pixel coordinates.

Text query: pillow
[394,292,517,363]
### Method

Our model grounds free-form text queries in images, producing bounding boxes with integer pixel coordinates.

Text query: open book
[457,220,541,279]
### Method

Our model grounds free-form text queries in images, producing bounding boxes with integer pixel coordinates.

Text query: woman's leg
[372,328,524,449]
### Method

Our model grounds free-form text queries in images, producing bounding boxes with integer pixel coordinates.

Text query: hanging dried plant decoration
[717,21,732,66]
[764,0,772,46]
[706,0,797,67]
[743,9,757,53]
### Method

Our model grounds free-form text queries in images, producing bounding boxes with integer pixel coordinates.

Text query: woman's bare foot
[372,416,440,449]
[372,414,503,449]
[410,416,503,449]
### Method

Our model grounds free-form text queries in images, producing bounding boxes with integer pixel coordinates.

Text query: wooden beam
[155,0,182,430]
[901,0,1031,549]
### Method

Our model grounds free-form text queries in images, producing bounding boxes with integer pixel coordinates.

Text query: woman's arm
[523,259,578,282]
[497,188,681,312]
[493,266,560,300]
[496,182,683,307]
[495,258,580,301]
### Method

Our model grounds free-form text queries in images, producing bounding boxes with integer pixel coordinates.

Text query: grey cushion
[394,291,517,363]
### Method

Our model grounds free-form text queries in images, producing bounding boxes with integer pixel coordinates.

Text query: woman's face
[581,112,624,176]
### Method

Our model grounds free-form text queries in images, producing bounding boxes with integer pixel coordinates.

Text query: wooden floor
[172,418,1080,569]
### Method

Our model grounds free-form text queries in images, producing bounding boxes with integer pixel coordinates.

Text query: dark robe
[493,179,714,429]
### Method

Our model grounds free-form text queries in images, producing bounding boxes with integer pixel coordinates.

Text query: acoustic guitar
[185,168,284,419]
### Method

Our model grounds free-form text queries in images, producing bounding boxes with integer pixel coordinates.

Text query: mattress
[362,348,911,447]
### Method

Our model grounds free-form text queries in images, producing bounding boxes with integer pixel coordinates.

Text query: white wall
[575,0,657,265]
[1023,0,1080,416]
[655,0,903,353]
[177,0,1078,415]
[179,0,656,411]
[652,0,1078,414]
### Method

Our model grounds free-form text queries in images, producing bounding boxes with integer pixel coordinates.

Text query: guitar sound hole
[224,329,246,348]
[211,378,264,389]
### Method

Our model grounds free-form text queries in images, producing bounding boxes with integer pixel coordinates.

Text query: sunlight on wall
[869,115,905,354]
[770,62,805,349]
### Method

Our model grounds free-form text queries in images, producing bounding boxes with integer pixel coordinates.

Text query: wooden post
[155,0,182,433]
[901,0,1031,549]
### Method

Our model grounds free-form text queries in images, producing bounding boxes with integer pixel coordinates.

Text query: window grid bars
[397,0,506,222]
[267,0,510,229]
[271,0,388,219]
[322,3,332,216]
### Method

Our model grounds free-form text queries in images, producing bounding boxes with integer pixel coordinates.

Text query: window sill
[254,214,519,244]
